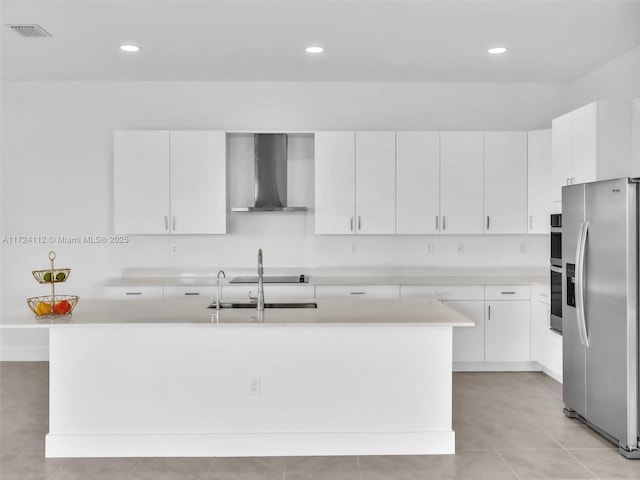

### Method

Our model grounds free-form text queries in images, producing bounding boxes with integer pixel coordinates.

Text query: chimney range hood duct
[232,134,308,212]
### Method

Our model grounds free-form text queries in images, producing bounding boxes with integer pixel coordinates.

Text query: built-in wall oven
[550,214,562,334]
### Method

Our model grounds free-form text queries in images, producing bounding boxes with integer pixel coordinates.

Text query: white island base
[43,298,469,458]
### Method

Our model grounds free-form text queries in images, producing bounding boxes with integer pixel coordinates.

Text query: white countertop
[105,267,548,287]
[1,297,475,328]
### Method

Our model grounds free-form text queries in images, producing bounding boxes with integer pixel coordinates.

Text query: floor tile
[429,450,518,479]
[207,456,285,480]
[481,420,563,450]
[284,455,360,480]
[541,424,616,450]
[1,427,47,454]
[452,422,494,450]
[568,448,640,479]
[49,457,140,480]
[499,449,596,479]
[359,455,439,480]
[0,452,64,480]
[131,457,213,480]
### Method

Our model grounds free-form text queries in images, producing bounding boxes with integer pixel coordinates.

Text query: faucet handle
[248,291,257,303]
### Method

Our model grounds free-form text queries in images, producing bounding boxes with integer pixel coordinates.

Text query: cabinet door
[314,132,356,234]
[551,113,572,203]
[440,132,484,234]
[483,132,528,234]
[170,131,227,234]
[315,285,400,299]
[355,132,396,234]
[531,297,550,366]
[396,132,440,234]
[527,129,552,234]
[114,131,170,234]
[571,102,598,185]
[444,300,485,362]
[485,301,531,362]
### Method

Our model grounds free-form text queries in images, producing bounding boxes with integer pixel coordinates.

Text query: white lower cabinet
[401,285,485,362]
[485,299,531,362]
[443,300,485,362]
[104,286,164,299]
[315,285,400,299]
[162,286,216,299]
[531,283,563,380]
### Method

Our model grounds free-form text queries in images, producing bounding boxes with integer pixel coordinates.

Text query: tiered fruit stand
[27,251,79,317]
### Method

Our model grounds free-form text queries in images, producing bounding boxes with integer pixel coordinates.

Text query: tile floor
[1,362,639,479]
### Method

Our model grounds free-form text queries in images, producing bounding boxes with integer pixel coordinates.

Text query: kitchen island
[4,297,473,458]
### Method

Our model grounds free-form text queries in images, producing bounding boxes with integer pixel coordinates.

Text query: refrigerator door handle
[576,221,590,347]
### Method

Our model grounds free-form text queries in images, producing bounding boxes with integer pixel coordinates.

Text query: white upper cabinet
[314,131,356,234]
[355,132,396,234]
[483,132,528,234]
[552,101,632,203]
[170,131,227,234]
[396,132,440,234]
[114,130,227,234]
[527,129,551,234]
[440,132,484,234]
[114,131,171,234]
[314,131,395,235]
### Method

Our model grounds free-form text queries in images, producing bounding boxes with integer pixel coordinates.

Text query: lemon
[35,302,52,316]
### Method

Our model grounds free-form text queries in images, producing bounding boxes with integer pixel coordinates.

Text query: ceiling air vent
[7,24,52,38]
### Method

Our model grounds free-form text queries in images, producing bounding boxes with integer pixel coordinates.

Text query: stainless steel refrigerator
[562,177,639,458]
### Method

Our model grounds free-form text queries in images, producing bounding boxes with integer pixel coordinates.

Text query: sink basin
[207,302,317,309]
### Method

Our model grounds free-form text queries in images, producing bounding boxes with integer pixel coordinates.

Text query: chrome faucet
[257,249,265,311]
[215,270,226,310]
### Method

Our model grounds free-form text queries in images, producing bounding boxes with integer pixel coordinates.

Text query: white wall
[0,80,563,325]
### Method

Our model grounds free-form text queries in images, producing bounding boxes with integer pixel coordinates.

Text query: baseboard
[541,365,563,383]
[46,431,456,458]
[453,361,541,372]
[0,346,49,361]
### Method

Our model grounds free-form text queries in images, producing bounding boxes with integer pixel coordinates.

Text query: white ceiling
[2,0,640,82]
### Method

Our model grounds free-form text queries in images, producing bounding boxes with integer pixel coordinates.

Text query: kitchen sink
[207,301,317,309]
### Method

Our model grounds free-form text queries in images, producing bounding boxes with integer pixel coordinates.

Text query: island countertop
[2,297,474,328]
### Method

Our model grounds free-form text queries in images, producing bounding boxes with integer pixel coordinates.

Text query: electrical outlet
[426,242,434,254]
[170,244,178,255]
[249,376,261,395]
[351,242,358,254]
[519,242,527,254]
[457,243,464,254]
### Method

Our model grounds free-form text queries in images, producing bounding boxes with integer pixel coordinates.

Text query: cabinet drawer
[485,285,530,301]
[104,286,164,299]
[400,285,484,300]
[163,286,216,299]
[315,285,400,299]
[222,285,315,301]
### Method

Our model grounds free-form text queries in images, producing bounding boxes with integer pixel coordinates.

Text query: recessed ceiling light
[488,47,507,54]
[120,44,140,53]
[305,46,324,54]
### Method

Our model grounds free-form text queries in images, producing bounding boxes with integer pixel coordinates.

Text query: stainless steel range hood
[232,134,308,212]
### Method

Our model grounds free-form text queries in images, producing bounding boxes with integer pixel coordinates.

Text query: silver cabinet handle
[486,216,490,230]
[488,305,491,320]
[435,216,439,230]
[358,216,361,230]
[184,292,200,296]
[501,291,516,295]
[442,216,446,231]
[126,292,142,296]
[350,292,365,295]
[350,217,354,232]
[164,216,169,231]
[172,215,176,231]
